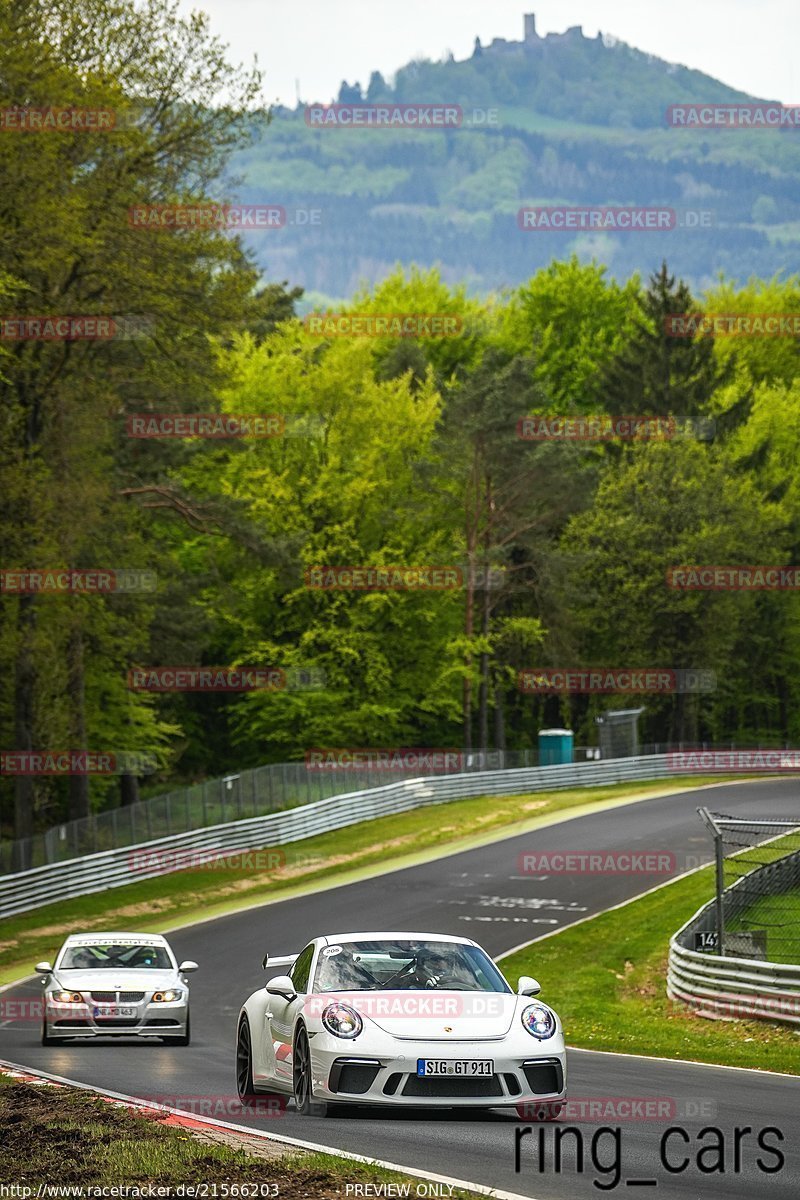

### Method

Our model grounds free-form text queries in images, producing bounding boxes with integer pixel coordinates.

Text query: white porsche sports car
[236,931,566,1114]
[36,932,197,1045]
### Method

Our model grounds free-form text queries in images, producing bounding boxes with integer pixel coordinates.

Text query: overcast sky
[178,0,799,108]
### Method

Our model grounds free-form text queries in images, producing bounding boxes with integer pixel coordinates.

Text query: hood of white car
[316,990,520,1039]
[52,969,180,992]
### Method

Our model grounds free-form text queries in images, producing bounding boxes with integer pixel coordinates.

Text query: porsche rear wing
[261,952,298,970]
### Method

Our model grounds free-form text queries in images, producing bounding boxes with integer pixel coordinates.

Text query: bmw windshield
[59,943,173,970]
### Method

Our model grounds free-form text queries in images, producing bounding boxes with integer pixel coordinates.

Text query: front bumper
[310,1037,567,1108]
[44,996,188,1038]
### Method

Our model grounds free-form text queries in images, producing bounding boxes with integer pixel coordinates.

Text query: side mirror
[265,974,297,1000]
[178,960,199,973]
[518,975,541,997]
[35,962,53,974]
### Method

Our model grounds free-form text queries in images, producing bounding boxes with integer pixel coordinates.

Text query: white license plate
[417,1059,493,1077]
[93,1006,135,1018]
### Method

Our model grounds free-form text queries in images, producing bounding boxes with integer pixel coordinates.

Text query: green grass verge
[0,776,725,987]
[500,865,800,1073]
[0,1078,483,1195]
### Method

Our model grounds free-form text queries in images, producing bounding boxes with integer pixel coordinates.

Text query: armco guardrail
[667,847,800,1025]
[0,753,671,919]
[667,937,800,1025]
[3,746,593,873]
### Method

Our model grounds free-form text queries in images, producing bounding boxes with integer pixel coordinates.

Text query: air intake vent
[328,1059,380,1095]
[522,1061,563,1094]
[403,1075,502,1098]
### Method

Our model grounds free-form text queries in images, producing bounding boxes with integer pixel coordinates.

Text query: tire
[293,1025,325,1115]
[516,1099,564,1122]
[536,1100,564,1122]
[41,1017,63,1047]
[162,1010,190,1046]
[236,1015,256,1099]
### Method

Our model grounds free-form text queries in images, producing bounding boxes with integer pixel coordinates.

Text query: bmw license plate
[93,1006,135,1017]
[417,1059,493,1077]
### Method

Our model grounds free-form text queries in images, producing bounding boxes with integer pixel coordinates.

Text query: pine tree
[599,262,724,420]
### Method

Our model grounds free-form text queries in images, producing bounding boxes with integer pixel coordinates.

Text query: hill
[228,12,800,299]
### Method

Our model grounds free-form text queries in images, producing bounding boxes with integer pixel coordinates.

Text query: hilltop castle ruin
[474,12,596,57]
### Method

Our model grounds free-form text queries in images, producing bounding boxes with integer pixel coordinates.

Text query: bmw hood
[312,990,520,1039]
[52,969,180,992]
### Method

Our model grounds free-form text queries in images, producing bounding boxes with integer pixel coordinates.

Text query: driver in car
[401,949,472,989]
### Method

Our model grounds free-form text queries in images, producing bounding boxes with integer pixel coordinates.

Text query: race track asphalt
[3,777,800,1198]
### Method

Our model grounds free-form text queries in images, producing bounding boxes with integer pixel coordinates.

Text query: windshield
[313,939,511,993]
[60,943,173,970]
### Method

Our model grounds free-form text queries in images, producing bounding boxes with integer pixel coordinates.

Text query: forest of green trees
[2,0,800,847]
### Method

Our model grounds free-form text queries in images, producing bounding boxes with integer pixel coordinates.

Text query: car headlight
[51,991,83,1004]
[321,1001,363,1039]
[521,1003,556,1040]
[152,989,183,1003]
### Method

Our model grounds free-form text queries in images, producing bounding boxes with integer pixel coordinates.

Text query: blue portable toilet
[538,728,574,766]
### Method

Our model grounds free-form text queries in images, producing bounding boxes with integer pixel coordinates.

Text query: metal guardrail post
[713,829,726,955]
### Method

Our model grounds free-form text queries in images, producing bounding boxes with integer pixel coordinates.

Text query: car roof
[318,932,476,947]
[62,932,169,946]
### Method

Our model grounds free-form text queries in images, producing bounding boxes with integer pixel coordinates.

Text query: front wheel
[236,1015,256,1099]
[516,1099,565,1122]
[293,1026,325,1115]
[41,1017,63,1047]
[162,1010,190,1046]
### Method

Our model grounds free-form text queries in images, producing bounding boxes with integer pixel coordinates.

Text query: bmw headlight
[321,1001,363,1039]
[521,1003,556,1040]
[152,989,183,1003]
[51,991,83,1004]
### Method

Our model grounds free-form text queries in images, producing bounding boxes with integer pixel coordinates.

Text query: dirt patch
[0,1082,336,1195]
[183,1124,287,1161]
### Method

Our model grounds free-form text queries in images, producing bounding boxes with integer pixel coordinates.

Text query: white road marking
[460,916,559,924]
